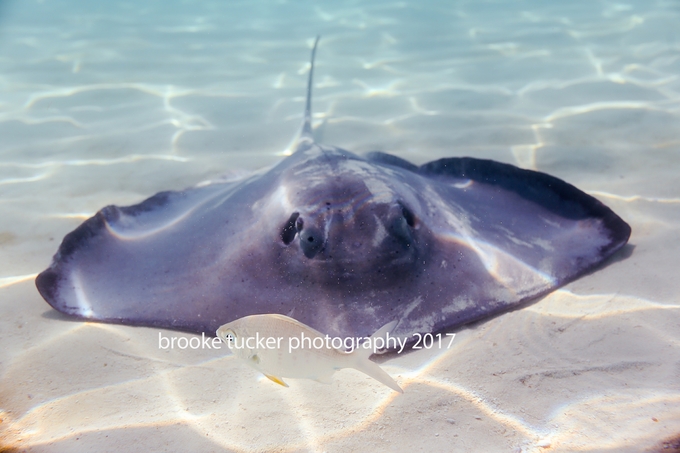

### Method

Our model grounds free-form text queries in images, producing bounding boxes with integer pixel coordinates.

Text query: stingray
[36,38,631,342]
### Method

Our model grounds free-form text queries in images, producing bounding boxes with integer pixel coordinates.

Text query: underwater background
[1,0,679,451]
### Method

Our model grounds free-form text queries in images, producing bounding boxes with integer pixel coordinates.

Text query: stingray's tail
[349,321,404,393]
[297,36,320,146]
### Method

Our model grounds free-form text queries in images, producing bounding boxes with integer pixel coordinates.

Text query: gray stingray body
[36,38,631,341]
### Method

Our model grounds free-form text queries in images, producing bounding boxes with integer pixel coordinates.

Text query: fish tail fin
[352,356,404,394]
[350,321,403,393]
[296,36,320,148]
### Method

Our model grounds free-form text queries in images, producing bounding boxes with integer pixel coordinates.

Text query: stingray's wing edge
[365,151,419,172]
[419,157,631,256]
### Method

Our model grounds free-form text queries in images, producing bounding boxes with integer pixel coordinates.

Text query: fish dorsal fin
[295,36,320,149]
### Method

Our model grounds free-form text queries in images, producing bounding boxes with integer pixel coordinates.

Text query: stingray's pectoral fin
[264,374,289,387]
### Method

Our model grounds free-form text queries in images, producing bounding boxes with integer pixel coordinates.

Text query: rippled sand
[1,0,679,451]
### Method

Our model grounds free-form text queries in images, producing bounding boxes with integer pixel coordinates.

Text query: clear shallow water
[1,0,679,451]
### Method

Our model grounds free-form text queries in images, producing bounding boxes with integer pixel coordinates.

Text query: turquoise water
[1,0,679,451]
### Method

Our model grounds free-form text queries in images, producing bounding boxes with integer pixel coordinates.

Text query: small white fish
[216,314,403,393]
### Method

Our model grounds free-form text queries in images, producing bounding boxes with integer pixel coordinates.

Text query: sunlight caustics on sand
[1,0,680,451]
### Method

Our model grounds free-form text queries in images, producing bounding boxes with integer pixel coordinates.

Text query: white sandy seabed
[1,0,679,452]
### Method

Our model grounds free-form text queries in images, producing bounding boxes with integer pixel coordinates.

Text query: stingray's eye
[401,204,417,228]
[281,212,300,245]
[388,203,417,245]
[299,226,324,258]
